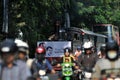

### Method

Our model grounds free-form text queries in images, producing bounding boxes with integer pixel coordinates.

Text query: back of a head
[106,40,119,52]
[0,39,18,54]
[106,40,119,61]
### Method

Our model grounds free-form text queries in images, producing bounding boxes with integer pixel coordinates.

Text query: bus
[65,27,107,52]
[49,27,107,51]
[93,24,120,45]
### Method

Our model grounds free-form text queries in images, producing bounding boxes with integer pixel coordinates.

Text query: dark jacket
[77,52,98,72]
[31,59,53,75]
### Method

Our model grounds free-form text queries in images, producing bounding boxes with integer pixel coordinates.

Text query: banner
[37,41,72,57]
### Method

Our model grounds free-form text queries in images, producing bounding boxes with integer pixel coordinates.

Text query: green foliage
[74,0,120,28]
[1,0,120,57]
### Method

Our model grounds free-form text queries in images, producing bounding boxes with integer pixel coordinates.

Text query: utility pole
[63,0,70,28]
[64,9,70,28]
[2,0,9,38]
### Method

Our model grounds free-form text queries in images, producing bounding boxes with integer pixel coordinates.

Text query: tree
[1,0,120,57]
[70,0,120,29]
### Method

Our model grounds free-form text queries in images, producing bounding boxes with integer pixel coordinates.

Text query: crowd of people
[0,38,120,80]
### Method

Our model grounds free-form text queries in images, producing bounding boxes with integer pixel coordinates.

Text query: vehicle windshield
[93,26,111,36]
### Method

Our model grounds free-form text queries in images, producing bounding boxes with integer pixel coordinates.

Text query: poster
[37,41,72,57]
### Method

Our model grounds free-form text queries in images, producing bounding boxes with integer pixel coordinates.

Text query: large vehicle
[93,24,120,45]
[49,27,107,52]
[65,27,107,52]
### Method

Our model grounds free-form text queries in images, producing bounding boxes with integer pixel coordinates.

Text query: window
[93,26,108,35]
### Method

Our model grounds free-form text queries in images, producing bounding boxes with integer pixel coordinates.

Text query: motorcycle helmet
[15,39,29,54]
[83,41,93,50]
[36,46,45,54]
[35,46,46,60]
[64,47,71,53]
[0,39,18,54]
[106,40,119,61]
[64,47,71,57]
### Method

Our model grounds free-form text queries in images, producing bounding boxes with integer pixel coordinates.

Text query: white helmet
[15,39,23,45]
[15,39,29,54]
[83,41,93,49]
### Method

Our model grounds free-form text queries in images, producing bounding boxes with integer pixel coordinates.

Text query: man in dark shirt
[77,41,98,72]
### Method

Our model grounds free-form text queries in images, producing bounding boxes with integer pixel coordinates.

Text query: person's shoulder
[92,52,97,55]
[70,54,74,57]
[26,58,35,68]
[78,53,84,57]
[16,60,25,65]
[45,59,52,66]
[31,59,38,65]
[91,52,98,57]
[45,59,50,63]
[77,53,85,59]
[16,60,29,68]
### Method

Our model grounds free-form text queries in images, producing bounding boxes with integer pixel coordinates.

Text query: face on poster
[37,41,72,57]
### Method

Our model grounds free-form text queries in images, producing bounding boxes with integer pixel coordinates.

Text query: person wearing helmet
[0,39,31,80]
[15,39,29,61]
[31,46,55,76]
[51,48,75,68]
[63,47,75,62]
[57,47,77,80]
[74,46,82,60]
[92,40,120,80]
[77,41,98,72]
[97,44,106,58]
[15,39,31,80]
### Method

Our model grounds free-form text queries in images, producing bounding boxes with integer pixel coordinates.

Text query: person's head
[83,41,93,54]
[77,46,81,52]
[35,46,46,61]
[64,47,71,57]
[39,42,45,47]
[100,44,106,56]
[15,39,29,60]
[46,46,53,54]
[106,40,119,61]
[0,39,18,64]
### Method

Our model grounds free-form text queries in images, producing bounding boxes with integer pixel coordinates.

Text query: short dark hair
[39,42,44,47]
[46,46,53,50]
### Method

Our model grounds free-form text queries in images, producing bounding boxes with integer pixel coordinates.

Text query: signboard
[37,41,72,57]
